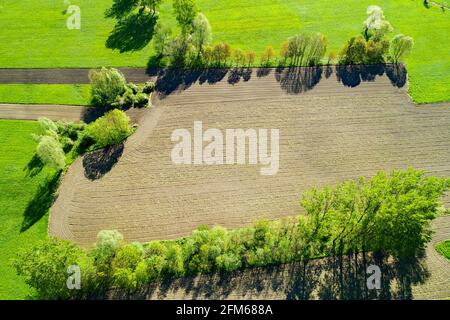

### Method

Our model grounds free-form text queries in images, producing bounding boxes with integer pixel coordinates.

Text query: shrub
[12,238,84,299]
[89,67,127,108]
[36,135,66,170]
[86,109,132,148]
[389,34,414,63]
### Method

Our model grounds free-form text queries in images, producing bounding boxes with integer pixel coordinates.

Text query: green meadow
[0,120,57,299]
[0,0,448,103]
[0,85,90,105]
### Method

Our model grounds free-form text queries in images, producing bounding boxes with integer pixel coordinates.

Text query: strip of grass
[0,85,91,106]
[436,240,450,261]
[0,1,448,103]
[0,120,57,299]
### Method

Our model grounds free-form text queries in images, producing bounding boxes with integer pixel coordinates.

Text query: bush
[36,135,66,170]
[89,68,127,108]
[86,109,132,148]
[12,238,84,299]
[339,36,388,65]
[389,34,414,63]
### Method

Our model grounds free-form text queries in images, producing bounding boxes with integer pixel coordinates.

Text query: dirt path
[0,103,147,123]
[47,66,450,246]
[0,68,155,84]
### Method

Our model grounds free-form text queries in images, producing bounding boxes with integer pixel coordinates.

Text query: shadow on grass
[111,251,429,300]
[106,13,157,53]
[23,154,44,178]
[82,143,125,180]
[21,171,61,232]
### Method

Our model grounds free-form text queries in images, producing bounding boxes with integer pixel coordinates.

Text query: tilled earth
[48,66,450,246]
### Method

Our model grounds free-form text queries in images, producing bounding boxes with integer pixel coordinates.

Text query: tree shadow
[385,64,407,88]
[21,172,61,232]
[227,68,253,85]
[81,107,106,124]
[114,251,430,300]
[23,154,44,178]
[275,66,323,94]
[105,0,137,19]
[155,68,228,98]
[82,143,125,180]
[106,13,157,53]
[336,64,385,87]
[256,68,272,78]
[336,64,407,89]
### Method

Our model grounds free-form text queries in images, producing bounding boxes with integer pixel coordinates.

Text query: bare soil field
[49,66,450,246]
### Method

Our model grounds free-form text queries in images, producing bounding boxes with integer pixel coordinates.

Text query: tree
[173,0,198,35]
[192,13,212,54]
[306,33,327,66]
[362,5,393,41]
[211,42,231,67]
[36,135,66,170]
[164,243,185,276]
[246,50,256,67]
[89,68,127,108]
[13,238,84,299]
[389,34,414,63]
[86,109,132,148]
[112,244,144,271]
[280,41,289,63]
[106,0,162,19]
[232,48,246,66]
[339,36,367,64]
[153,23,173,57]
[261,46,276,66]
[287,33,311,66]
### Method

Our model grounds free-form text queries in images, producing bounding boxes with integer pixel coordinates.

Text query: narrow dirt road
[0,68,155,84]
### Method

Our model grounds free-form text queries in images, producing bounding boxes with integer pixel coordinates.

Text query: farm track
[46,67,450,246]
[0,68,155,84]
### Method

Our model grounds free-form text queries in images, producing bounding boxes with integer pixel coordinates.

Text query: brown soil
[48,66,450,246]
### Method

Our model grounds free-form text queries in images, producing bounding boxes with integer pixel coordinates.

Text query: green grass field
[0,120,57,299]
[0,0,448,103]
[436,240,450,261]
[0,85,90,105]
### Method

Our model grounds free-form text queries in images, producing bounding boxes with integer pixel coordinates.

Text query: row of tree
[152,5,413,68]
[13,168,450,298]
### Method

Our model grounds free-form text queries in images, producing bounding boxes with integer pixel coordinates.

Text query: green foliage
[192,13,212,53]
[362,5,393,41]
[153,22,173,57]
[173,0,198,35]
[284,33,327,66]
[339,36,389,64]
[89,68,127,108]
[36,136,66,171]
[436,240,450,261]
[389,34,414,63]
[13,169,449,298]
[12,238,84,299]
[85,109,132,148]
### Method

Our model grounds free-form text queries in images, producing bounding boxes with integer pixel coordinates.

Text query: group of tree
[340,6,414,64]
[13,168,450,298]
[32,118,86,171]
[89,67,154,109]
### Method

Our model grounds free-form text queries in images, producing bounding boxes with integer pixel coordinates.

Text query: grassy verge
[0,120,58,299]
[436,240,450,261]
[0,85,91,106]
[0,1,448,103]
